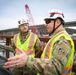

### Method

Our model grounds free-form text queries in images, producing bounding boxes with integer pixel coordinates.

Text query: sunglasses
[45,19,52,24]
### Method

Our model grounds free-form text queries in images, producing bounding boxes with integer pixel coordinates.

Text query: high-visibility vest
[41,30,74,75]
[13,32,37,57]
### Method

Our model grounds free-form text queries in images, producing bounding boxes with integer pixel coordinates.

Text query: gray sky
[0,0,76,30]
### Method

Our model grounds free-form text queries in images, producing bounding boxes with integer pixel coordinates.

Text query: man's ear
[55,19,61,26]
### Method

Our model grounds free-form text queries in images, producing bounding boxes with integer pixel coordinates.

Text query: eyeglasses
[45,19,52,24]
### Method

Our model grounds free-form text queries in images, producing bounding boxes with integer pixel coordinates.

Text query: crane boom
[25,4,37,34]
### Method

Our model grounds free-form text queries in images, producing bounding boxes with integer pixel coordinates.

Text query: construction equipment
[25,4,38,34]
[0,67,13,75]
[0,47,13,75]
[0,44,14,53]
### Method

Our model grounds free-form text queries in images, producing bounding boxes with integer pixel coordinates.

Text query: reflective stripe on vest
[23,49,35,55]
[62,63,72,75]
[41,30,74,75]
[14,32,37,57]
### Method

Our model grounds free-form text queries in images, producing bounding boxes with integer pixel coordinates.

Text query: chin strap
[51,20,62,34]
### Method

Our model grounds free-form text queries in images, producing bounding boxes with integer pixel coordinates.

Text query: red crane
[25,4,37,34]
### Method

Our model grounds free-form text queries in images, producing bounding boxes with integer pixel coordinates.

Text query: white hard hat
[44,9,64,21]
[18,17,29,25]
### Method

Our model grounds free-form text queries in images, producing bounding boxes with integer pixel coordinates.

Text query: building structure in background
[0,21,76,38]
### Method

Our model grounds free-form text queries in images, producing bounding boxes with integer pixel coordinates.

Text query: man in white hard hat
[11,17,43,75]
[5,9,75,75]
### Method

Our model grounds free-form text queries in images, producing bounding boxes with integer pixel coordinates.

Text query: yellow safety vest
[41,30,74,75]
[13,32,37,57]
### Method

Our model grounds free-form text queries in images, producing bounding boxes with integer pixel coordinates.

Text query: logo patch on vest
[58,48,65,55]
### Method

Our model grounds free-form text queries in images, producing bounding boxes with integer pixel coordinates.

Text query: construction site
[0,4,76,75]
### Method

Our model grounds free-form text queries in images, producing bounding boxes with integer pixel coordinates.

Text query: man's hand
[4,48,28,68]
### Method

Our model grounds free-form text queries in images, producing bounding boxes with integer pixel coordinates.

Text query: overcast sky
[0,0,76,30]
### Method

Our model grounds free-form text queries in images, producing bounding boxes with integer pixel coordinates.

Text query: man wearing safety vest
[5,9,75,75]
[11,17,42,75]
